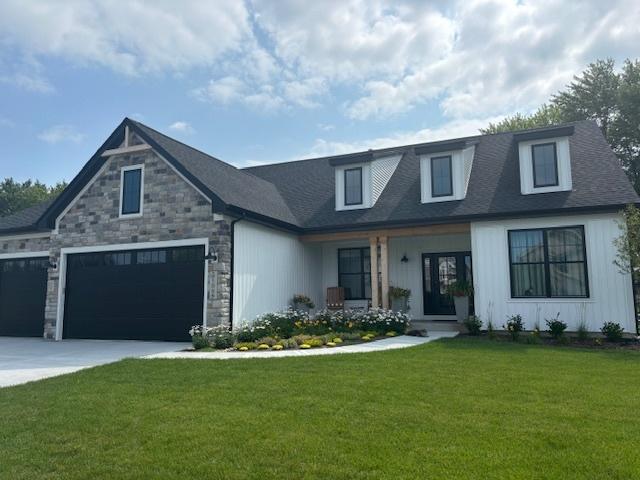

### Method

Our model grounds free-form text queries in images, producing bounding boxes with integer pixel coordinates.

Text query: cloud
[168,121,195,134]
[37,125,84,144]
[0,72,54,93]
[302,116,505,158]
[0,117,15,128]
[0,0,252,75]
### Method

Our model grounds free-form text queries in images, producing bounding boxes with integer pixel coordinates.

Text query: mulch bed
[460,333,640,350]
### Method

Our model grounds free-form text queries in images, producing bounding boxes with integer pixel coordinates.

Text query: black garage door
[0,257,48,337]
[63,246,205,341]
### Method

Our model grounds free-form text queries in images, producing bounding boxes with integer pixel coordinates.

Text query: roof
[0,200,54,234]
[1,118,638,235]
[244,120,639,231]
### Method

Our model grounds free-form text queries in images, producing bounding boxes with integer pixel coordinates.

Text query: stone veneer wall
[0,149,231,339]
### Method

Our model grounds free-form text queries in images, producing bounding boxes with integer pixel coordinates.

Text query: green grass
[1,338,639,479]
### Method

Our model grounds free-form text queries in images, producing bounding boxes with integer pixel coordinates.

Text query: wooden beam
[300,222,470,243]
[369,236,379,308]
[101,144,152,157]
[380,236,389,309]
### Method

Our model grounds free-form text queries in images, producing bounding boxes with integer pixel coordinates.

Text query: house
[0,118,638,341]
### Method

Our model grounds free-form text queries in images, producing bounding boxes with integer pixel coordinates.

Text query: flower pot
[453,296,469,323]
[391,297,408,313]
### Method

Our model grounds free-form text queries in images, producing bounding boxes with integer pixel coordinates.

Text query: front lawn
[1,338,639,479]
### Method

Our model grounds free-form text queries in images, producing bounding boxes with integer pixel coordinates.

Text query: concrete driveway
[0,337,190,388]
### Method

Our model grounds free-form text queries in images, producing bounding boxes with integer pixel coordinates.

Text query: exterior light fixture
[401,254,409,263]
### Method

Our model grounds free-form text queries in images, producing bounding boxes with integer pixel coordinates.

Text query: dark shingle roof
[245,120,639,230]
[2,119,637,235]
[0,200,54,234]
[130,121,299,227]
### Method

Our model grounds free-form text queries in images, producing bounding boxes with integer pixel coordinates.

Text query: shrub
[292,334,312,346]
[191,335,208,350]
[521,332,542,344]
[445,280,473,297]
[464,316,482,336]
[256,343,270,350]
[305,337,324,348]
[601,322,625,342]
[234,342,257,350]
[256,336,277,347]
[336,331,362,341]
[487,320,496,339]
[258,309,310,338]
[532,320,541,338]
[276,338,299,349]
[355,309,410,334]
[504,315,524,340]
[292,294,315,309]
[235,317,273,342]
[545,313,568,340]
[206,324,235,349]
[576,319,589,341]
[272,344,284,351]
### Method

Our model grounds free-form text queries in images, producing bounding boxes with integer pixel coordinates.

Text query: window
[532,143,559,188]
[344,167,363,205]
[120,167,143,215]
[431,155,453,197]
[509,226,588,298]
[338,248,371,300]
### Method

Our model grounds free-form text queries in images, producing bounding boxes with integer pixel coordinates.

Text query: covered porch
[301,223,473,325]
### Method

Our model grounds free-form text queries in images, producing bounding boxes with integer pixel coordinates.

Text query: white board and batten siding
[233,221,322,326]
[471,213,635,332]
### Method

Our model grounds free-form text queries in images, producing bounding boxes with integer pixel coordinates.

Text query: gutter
[228,213,245,331]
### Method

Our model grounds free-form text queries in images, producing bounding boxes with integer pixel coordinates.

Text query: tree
[481,58,640,192]
[0,178,67,217]
[480,104,564,134]
[614,205,640,280]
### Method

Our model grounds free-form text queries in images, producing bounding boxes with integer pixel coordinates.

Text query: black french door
[422,252,473,316]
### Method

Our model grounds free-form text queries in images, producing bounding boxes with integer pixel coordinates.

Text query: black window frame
[343,167,363,206]
[430,155,453,197]
[121,167,143,215]
[531,142,559,188]
[508,225,589,299]
[337,247,371,300]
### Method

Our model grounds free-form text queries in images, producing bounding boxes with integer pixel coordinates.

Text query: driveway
[0,337,190,388]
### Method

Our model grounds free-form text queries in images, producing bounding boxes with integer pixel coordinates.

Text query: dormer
[418,141,475,203]
[515,126,574,195]
[332,152,401,211]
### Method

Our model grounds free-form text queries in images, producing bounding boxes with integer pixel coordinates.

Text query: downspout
[228,214,245,331]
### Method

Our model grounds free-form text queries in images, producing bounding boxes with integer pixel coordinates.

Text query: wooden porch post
[369,236,379,308]
[380,236,389,309]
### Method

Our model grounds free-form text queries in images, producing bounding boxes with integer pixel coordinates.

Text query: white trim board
[55,237,210,341]
[119,163,145,219]
[0,232,51,241]
[0,250,50,260]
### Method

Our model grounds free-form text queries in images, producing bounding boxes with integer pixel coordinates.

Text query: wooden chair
[326,287,345,311]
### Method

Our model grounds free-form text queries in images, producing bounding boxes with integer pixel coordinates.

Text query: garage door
[0,257,48,337]
[63,245,205,341]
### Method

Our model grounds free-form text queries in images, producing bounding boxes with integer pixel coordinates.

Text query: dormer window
[344,167,363,206]
[516,126,574,195]
[532,143,559,188]
[430,155,453,197]
[120,165,144,217]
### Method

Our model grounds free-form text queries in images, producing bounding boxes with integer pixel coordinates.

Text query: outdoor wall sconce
[48,261,58,270]
[401,254,409,263]
[205,251,218,262]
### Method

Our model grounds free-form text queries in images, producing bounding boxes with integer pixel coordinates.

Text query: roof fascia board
[328,152,374,166]
[414,140,467,156]
[513,126,575,142]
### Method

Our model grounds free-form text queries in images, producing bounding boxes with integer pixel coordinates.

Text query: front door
[422,252,472,316]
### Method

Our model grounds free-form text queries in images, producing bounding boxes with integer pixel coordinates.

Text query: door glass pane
[438,256,457,294]
[423,257,431,293]
[532,143,558,187]
[339,249,361,273]
[339,274,362,299]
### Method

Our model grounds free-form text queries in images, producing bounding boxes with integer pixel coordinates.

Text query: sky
[0,0,639,186]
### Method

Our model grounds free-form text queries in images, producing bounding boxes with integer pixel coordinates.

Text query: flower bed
[189,308,411,352]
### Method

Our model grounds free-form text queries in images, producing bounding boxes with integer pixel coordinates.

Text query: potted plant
[446,280,473,323]
[292,294,315,313]
[389,286,411,313]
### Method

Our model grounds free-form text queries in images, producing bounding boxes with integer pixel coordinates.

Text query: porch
[301,223,473,323]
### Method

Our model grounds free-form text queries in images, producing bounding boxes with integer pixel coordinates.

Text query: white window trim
[518,136,572,195]
[335,163,372,211]
[119,164,145,218]
[0,250,50,260]
[55,237,210,341]
[420,150,461,203]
